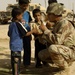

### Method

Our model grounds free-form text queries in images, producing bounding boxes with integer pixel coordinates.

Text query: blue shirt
[8,22,26,52]
[22,11,32,31]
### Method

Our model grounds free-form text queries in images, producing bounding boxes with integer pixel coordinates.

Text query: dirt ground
[0,24,75,75]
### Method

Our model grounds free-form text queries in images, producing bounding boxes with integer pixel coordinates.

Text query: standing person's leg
[39,43,48,66]
[23,36,31,66]
[11,51,21,75]
[35,39,42,68]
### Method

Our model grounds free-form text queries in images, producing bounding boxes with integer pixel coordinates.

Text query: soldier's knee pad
[38,51,44,61]
[48,45,57,53]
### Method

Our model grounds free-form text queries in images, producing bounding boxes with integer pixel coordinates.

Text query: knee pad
[11,52,21,63]
[14,57,19,63]
[12,52,21,57]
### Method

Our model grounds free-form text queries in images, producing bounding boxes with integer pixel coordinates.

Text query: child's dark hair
[32,9,41,16]
[19,0,30,4]
[11,7,23,19]
[48,0,57,5]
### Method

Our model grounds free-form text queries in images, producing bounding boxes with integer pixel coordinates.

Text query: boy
[32,9,48,68]
[8,7,36,75]
[19,0,32,67]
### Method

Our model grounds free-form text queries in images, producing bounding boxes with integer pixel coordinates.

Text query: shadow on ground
[0,56,59,75]
[0,48,59,75]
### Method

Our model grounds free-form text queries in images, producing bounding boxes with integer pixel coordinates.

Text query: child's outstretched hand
[32,28,38,34]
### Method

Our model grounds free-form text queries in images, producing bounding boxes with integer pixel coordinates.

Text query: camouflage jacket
[44,18,75,47]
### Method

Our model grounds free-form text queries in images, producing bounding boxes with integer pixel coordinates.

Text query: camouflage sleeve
[44,20,72,44]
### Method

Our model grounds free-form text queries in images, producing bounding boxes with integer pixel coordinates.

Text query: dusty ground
[0,24,75,75]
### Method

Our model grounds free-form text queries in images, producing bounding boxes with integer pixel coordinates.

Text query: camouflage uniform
[38,3,75,69]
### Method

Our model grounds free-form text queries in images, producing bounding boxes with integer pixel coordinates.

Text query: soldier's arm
[43,21,72,44]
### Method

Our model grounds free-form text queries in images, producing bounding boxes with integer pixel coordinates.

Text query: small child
[8,7,36,75]
[31,9,48,68]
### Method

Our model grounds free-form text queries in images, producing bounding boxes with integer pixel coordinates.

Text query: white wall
[0,0,17,11]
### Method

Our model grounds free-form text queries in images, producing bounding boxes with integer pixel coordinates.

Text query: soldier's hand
[39,24,47,31]
[46,21,53,29]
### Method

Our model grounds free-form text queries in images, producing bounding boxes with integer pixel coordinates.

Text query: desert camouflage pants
[38,45,75,68]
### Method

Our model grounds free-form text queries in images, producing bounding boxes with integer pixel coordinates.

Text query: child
[32,9,48,68]
[19,0,32,67]
[8,7,36,75]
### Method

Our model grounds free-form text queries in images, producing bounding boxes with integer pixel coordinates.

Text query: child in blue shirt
[19,0,32,67]
[8,7,36,75]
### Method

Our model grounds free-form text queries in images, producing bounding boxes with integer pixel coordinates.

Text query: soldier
[38,3,75,74]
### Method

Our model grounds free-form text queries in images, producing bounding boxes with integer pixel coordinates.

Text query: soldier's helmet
[46,3,64,15]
